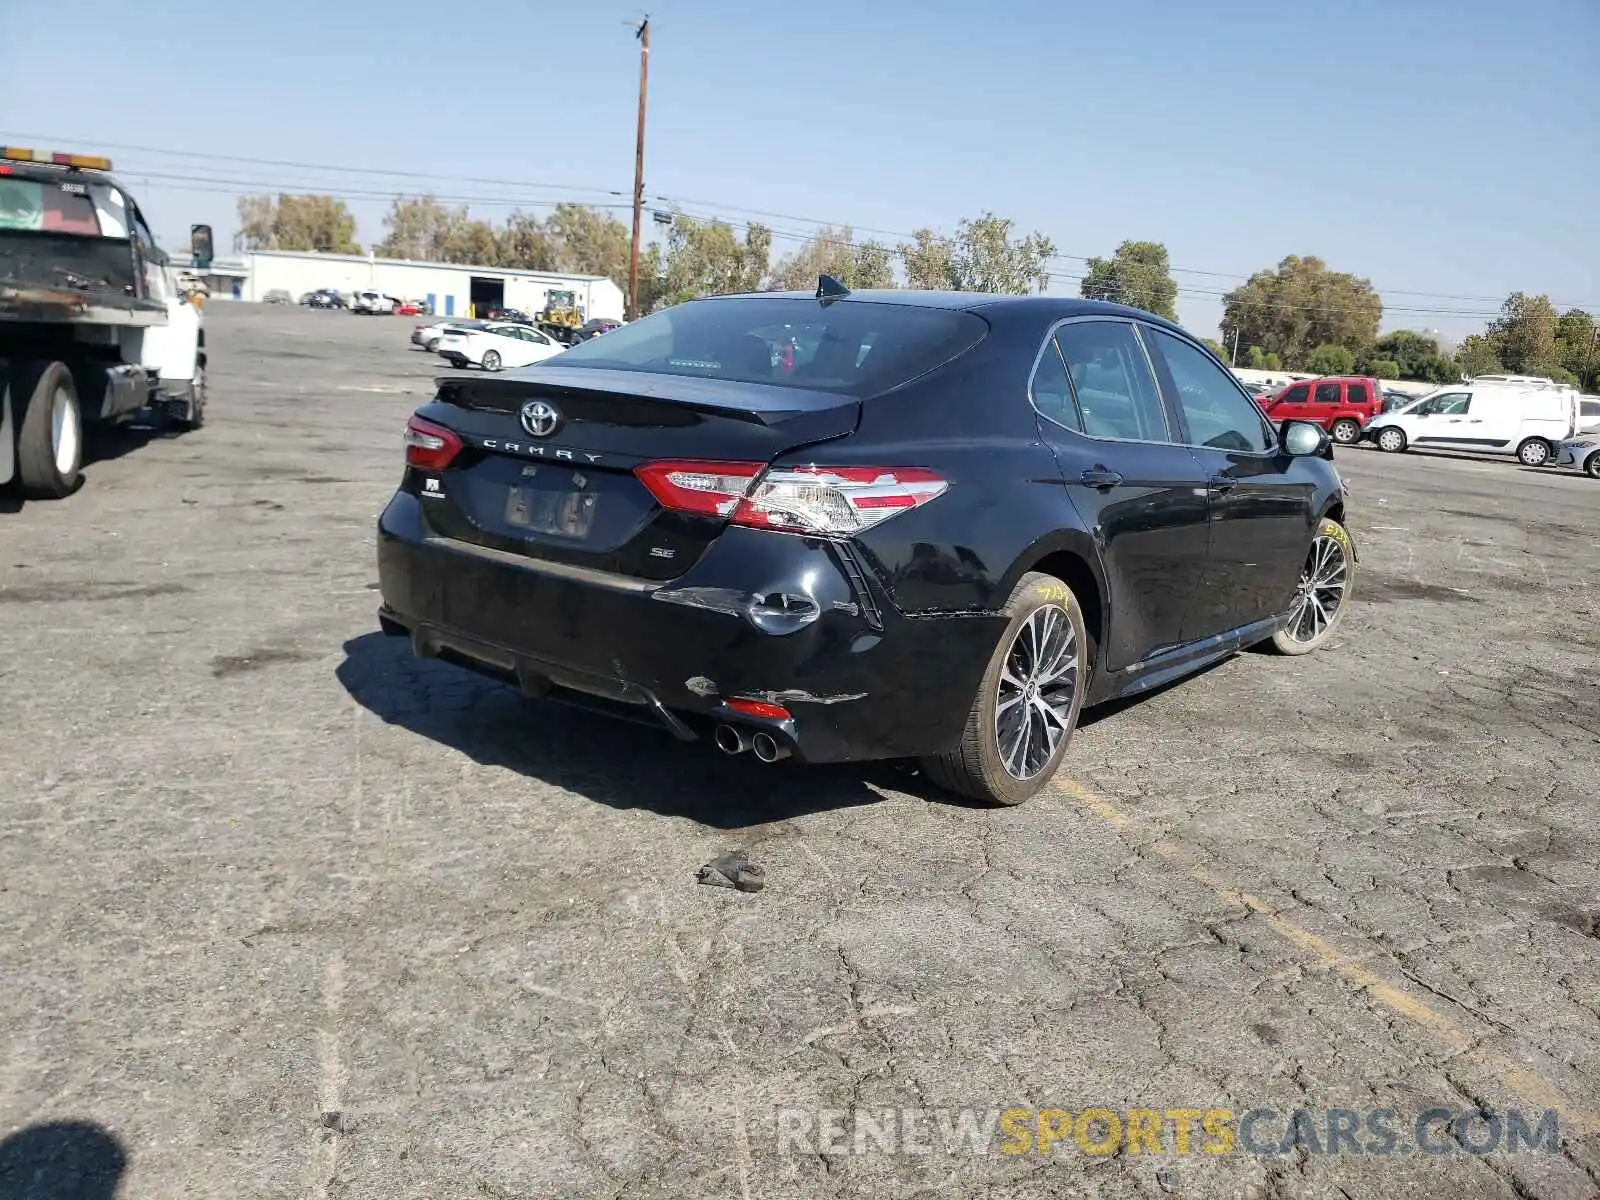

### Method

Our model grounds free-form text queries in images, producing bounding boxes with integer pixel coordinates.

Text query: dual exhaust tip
[714,723,790,763]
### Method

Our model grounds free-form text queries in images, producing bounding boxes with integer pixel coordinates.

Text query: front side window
[1148,328,1273,452]
[1030,336,1082,432]
[1052,321,1169,441]
[1279,384,1311,406]
[1314,382,1340,404]
[1411,391,1470,416]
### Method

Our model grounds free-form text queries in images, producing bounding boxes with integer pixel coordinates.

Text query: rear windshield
[549,296,989,396]
[0,178,101,234]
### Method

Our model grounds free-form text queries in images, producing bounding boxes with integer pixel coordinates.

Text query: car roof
[698,289,1191,331]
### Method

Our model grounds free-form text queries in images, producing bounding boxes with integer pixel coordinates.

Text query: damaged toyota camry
[375,279,1354,805]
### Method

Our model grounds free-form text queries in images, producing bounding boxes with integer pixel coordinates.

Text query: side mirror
[1281,419,1330,458]
[190,224,214,270]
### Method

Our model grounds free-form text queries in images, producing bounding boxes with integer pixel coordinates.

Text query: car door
[1405,391,1470,445]
[1141,326,1313,638]
[1031,318,1213,672]
[1268,382,1312,423]
[1429,393,1493,446]
[1308,380,1341,428]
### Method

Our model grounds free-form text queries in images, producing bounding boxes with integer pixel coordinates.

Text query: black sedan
[376,282,1354,805]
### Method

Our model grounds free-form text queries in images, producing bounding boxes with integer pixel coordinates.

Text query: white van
[1364,377,1582,466]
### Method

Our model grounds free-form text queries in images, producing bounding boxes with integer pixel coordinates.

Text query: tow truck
[0,145,210,499]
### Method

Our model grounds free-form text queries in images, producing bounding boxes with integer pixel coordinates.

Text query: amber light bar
[0,146,113,171]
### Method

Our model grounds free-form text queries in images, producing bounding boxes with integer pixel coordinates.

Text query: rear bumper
[375,492,1005,763]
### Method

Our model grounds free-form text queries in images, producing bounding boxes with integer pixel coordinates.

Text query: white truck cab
[1365,376,1581,467]
[0,145,209,498]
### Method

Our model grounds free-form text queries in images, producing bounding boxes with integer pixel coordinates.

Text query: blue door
[426,292,436,315]
[445,295,455,316]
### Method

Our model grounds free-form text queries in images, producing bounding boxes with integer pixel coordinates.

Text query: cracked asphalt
[1,303,1597,1199]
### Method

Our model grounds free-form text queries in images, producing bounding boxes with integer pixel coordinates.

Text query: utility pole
[627,15,650,321]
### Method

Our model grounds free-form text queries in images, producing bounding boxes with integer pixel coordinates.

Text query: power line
[28,130,1590,318]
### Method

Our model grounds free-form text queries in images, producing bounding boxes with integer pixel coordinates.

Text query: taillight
[733,466,947,534]
[403,415,462,471]
[633,460,947,536]
[634,460,765,518]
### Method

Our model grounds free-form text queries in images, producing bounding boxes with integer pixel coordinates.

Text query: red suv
[1259,376,1383,445]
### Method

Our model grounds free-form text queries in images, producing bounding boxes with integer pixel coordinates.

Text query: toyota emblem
[519,400,562,438]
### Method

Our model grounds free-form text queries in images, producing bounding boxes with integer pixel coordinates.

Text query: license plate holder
[504,484,599,539]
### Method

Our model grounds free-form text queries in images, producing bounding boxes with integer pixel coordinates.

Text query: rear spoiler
[436,368,860,430]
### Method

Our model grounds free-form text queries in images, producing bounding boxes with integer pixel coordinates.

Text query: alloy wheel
[995,603,1079,780]
[1282,534,1348,645]
[1332,420,1359,444]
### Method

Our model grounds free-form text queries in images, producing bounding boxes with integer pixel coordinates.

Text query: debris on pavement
[697,849,766,893]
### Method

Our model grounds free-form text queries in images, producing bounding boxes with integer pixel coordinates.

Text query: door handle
[1209,475,1235,494]
[1079,468,1123,489]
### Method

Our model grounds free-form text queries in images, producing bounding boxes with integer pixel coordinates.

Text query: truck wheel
[15,361,83,499]
[1331,419,1361,444]
[1516,438,1551,467]
[920,572,1088,806]
[178,365,207,431]
[1375,426,1407,453]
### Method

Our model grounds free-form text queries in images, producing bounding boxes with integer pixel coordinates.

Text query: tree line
[234,194,1596,391]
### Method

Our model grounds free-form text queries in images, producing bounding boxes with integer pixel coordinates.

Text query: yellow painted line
[1054,779,1600,1134]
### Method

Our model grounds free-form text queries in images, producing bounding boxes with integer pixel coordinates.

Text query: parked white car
[437,322,565,371]
[412,319,489,352]
[1364,377,1583,466]
[351,290,398,315]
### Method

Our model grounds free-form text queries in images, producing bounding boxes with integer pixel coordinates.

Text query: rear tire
[481,350,501,372]
[14,361,83,499]
[1375,426,1407,453]
[424,338,440,353]
[920,572,1088,806]
[1516,437,1551,467]
[1331,419,1360,444]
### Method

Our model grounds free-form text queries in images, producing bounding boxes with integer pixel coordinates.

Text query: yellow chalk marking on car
[1054,777,1600,1135]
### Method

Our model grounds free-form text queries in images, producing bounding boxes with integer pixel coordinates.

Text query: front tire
[481,350,501,372]
[920,572,1088,806]
[1585,451,1600,480]
[1331,419,1361,444]
[1375,426,1407,453]
[1516,437,1551,467]
[14,361,83,499]
[1269,517,1353,655]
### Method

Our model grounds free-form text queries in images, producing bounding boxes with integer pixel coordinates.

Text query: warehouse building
[241,250,626,321]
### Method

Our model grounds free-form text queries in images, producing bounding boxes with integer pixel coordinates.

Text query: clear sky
[4,0,1595,340]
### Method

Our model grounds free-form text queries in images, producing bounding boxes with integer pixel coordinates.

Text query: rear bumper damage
[375,492,1004,763]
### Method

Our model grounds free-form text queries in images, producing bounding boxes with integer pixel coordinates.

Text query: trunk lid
[413,367,860,580]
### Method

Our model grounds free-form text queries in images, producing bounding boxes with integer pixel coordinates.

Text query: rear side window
[0,178,101,234]
[1581,400,1599,419]
[1281,384,1311,404]
[550,297,988,397]
[1030,337,1082,431]
[1315,382,1340,403]
[1053,321,1169,441]
[1347,382,1370,406]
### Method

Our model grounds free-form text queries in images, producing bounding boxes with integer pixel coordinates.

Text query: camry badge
[519,399,562,438]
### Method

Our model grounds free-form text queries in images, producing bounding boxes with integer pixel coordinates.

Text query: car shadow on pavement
[0,1119,127,1200]
[337,632,891,829]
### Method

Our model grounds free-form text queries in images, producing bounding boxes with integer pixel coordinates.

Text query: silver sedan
[1553,435,1600,478]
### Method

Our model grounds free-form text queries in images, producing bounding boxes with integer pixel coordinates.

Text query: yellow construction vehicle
[539,289,582,331]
